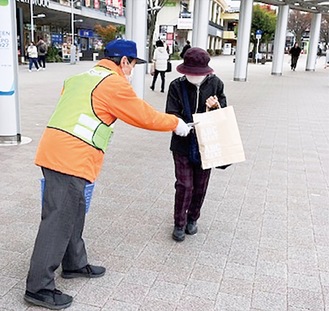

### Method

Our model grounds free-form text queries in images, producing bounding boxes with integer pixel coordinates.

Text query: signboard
[16,0,50,8]
[79,29,94,37]
[177,18,193,30]
[164,1,176,6]
[0,0,20,139]
[0,1,14,96]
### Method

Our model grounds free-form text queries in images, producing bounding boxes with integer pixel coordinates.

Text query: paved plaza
[0,54,329,311]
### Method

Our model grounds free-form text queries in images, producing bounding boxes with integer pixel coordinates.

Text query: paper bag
[193,106,245,169]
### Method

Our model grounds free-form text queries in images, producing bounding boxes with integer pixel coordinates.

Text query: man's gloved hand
[174,118,191,137]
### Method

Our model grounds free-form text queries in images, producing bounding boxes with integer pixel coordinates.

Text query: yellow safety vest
[47,67,116,153]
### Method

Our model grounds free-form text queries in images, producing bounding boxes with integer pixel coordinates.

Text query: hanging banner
[0,0,21,140]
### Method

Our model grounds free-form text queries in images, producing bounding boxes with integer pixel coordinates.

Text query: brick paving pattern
[0,54,328,310]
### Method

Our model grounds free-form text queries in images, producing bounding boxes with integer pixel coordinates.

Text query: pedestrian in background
[179,40,191,59]
[289,42,302,71]
[165,47,227,242]
[37,38,48,70]
[150,39,169,93]
[324,45,329,69]
[27,42,40,72]
[24,39,191,310]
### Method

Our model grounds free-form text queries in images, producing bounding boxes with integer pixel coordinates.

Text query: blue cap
[104,39,147,64]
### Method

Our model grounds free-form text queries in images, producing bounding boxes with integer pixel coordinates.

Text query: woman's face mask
[186,75,207,85]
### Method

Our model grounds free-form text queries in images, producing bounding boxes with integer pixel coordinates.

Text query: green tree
[250,4,276,58]
[94,24,123,48]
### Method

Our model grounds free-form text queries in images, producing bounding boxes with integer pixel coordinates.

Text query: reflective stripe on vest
[47,66,117,152]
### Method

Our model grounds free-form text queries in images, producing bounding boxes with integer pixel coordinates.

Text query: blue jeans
[29,57,39,70]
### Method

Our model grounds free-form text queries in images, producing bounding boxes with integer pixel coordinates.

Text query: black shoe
[24,289,72,310]
[172,226,185,242]
[185,221,198,235]
[150,86,154,91]
[61,264,106,279]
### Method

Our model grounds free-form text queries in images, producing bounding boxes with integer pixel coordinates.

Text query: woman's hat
[104,39,147,64]
[176,47,213,76]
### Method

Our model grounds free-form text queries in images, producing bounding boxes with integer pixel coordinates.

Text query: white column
[192,0,210,49]
[271,5,289,76]
[0,0,21,143]
[125,0,133,39]
[306,13,322,71]
[233,0,253,82]
[130,0,147,98]
[192,0,200,46]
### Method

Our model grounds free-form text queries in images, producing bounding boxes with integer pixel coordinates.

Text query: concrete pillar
[192,0,210,49]
[125,0,133,39]
[306,13,322,71]
[192,0,200,47]
[233,0,253,82]
[125,0,147,98]
[271,5,289,76]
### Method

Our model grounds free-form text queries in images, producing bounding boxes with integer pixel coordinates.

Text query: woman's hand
[205,95,220,109]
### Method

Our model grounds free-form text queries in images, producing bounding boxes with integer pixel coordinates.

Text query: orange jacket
[35,59,178,182]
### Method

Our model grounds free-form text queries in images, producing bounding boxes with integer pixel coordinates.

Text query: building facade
[16,0,125,61]
[155,0,229,55]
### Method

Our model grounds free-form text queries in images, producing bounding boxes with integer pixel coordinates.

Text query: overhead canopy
[259,0,329,14]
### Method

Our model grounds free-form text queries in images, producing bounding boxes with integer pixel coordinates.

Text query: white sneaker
[37,68,40,72]
[42,68,46,70]
[28,70,31,72]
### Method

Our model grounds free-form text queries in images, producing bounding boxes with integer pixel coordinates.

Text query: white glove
[174,118,191,137]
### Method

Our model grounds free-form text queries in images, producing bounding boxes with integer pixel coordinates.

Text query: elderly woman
[165,47,228,241]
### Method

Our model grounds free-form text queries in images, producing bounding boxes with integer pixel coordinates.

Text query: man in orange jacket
[24,39,191,310]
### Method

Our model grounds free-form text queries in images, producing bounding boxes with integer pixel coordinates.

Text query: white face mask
[186,75,207,85]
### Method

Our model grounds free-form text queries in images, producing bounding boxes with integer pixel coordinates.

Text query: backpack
[39,45,46,53]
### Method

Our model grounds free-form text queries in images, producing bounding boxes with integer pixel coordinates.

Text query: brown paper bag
[193,106,245,169]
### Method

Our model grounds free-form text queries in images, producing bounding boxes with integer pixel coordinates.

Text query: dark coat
[165,75,227,156]
[289,46,301,57]
[180,44,191,58]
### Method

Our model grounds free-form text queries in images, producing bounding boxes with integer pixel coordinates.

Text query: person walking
[27,42,40,72]
[324,45,329,69]
[165,47,227,242]
[289,42,302,71]
[150,40,169,93]
[179,40,191,59]
[24,39,191,310]
[37,39,48,70]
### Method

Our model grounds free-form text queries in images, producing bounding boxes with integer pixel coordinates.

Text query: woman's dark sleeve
[165,81,184,119]
[216,79,227,108]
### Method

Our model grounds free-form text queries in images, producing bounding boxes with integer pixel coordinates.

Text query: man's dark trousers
[26,167,88,293]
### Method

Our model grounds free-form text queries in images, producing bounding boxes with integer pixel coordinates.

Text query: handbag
[180,80,201,165]
[166,61,172,73]
[193,106,245,169]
